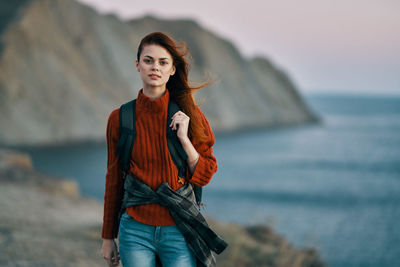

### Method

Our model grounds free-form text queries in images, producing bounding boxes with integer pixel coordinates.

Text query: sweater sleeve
[185,106,218,187]
[101,108,125,239]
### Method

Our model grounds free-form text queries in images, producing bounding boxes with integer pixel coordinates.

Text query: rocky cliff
[0,148,325,266]
[0,0,320,146]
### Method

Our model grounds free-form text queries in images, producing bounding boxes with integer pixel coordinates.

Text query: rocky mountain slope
[0,0,320,146]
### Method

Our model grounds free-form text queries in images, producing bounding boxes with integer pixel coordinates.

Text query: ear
[136,59,139,72]
[171,65,176,76]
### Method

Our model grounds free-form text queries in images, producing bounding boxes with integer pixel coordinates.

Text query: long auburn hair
[136,31,216,144]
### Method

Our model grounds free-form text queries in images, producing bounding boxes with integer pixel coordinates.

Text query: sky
[77,0,400,96]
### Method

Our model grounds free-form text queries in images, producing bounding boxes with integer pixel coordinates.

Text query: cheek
[164,73,171,81]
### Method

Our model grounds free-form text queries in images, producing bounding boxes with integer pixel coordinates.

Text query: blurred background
[0,0,399,266]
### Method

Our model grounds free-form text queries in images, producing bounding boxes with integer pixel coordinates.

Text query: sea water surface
[10,93,400,267]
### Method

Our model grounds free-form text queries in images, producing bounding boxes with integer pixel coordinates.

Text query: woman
[100,31,221,267]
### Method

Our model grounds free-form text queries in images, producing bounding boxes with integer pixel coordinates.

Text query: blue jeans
[118,211,197,267]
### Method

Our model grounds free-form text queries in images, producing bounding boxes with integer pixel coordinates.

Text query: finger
[172,111,185,118]
[169,113,179,126]
[170,114,187,127]
[171,112,179,119]
[172,120,181,130]
[170,116,178,127]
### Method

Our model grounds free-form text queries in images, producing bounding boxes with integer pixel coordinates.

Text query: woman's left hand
[169,111,190,141]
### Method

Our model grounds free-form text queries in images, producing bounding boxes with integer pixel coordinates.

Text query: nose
[152,62,161,70]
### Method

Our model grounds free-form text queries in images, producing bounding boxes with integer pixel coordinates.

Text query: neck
[142,85,167,100]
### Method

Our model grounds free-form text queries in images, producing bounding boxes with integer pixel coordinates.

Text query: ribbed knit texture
[102,88,218,239]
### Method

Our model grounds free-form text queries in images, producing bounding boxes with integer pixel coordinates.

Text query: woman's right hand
[101,239,120,266]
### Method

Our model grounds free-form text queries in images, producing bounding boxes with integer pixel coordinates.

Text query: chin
[149,79,164,85]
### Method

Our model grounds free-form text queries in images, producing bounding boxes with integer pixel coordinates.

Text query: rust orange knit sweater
[101,88,218,239]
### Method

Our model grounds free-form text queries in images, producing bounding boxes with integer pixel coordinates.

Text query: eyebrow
[143,55,170,60]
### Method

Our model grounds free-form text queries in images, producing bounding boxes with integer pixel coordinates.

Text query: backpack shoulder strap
[167,100,203,206]
[166,100,189,177]
[115,99,136,177]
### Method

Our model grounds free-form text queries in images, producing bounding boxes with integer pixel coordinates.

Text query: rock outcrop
[0,148,325,266]
[0,0,320,146]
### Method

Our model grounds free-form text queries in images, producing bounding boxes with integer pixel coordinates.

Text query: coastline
[0,148,325,266]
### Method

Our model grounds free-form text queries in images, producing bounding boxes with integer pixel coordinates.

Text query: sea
[9,92,400,267]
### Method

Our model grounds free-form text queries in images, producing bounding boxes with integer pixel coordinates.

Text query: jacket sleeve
[185,106,218,187]
[101,108,125,239]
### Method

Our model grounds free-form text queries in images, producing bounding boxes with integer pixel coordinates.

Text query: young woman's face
[136,44,176,89]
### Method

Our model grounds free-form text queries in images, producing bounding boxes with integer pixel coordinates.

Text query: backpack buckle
[177,176,186,185]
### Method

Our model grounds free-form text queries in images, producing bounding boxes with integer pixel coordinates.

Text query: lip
[149,74,161,78]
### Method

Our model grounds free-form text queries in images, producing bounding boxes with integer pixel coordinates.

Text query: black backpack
[115,98,203,206]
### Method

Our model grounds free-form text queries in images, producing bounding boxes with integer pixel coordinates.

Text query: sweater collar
[136,88,170,113]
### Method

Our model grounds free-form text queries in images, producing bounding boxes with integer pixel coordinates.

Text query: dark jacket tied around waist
[119,173,228,267]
